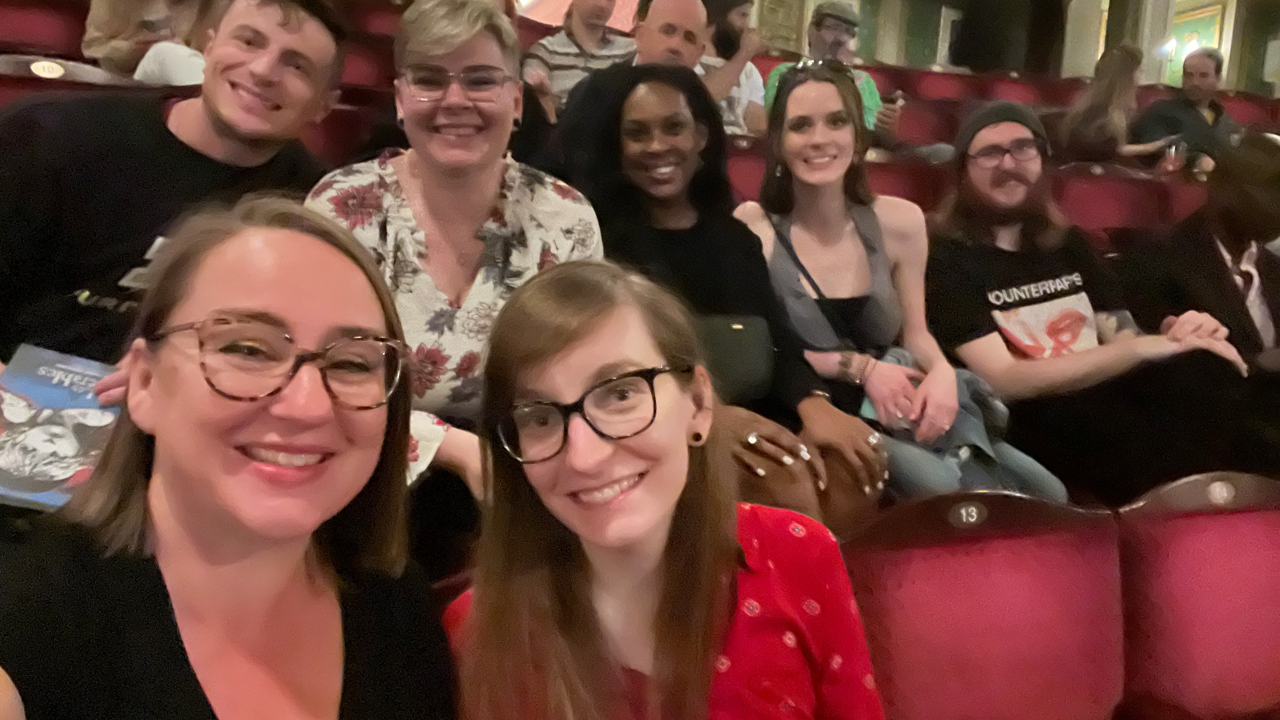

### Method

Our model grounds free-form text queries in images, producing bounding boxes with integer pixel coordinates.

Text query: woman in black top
[0,197,456,720]
[576,64,885,530]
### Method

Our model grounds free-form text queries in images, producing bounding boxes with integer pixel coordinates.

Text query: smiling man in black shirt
[0,0,345,368]
[925,101,1278,503]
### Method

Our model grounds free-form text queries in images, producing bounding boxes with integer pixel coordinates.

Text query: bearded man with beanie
[924,101,1279,504]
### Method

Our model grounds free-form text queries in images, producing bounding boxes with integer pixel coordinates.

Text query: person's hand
[910,365,959,445]
[738,29,766,59]
[93,354,135,407]
[863,360,923,429]
[1135,334,1247,376]
[874,100,902,136]
[524,69,558,122]
[1160,310,1229,343]
[715,404,821,486]
[1195,155,1216,173]
[803,350,844,379]
[796,396,885,496]
[408,435,420,464]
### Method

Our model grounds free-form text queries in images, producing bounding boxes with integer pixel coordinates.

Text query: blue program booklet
[0,345,119,511]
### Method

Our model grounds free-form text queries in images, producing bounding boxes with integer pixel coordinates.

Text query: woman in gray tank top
[736,61,1067,502]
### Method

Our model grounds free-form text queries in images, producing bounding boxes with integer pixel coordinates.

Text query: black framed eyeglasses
[402,65,514,103]
[147,313,409,410]
[497,366,694,464]
[967,138,1042,169]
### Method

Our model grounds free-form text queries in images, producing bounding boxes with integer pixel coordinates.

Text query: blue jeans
[882,435,1069,503]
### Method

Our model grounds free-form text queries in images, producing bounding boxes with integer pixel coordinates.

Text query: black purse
[694,315,775,405]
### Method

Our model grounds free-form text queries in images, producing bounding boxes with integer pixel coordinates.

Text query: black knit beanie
[953,101,1049,157]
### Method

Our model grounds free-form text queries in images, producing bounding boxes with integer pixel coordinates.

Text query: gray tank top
[766,202,903,354]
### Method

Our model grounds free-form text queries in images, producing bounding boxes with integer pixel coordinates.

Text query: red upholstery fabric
[1218,92,1273,128]
[341,37,396,88]
[0,1,87,58]
[750,53,792,86]
[909,70,985,102]
[346,4,403,37]
[843,494,1124,720]
[987,76,1041,105]
[1121,508,1280,717]
[895,100,960,146]
[864,160,952,212]
[1136,84,1176,111]
[1043,78,1088,108]
[300,105,375,167]
[1163,178,1208,223]
[1053,168,1167,245]
[515,16,558,52]
[725,138,765,203]
[861,65,907,98]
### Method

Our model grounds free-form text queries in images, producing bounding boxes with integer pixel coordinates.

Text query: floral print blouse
[306,152,602,475]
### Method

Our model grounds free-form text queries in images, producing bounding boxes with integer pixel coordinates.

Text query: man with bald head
[533,0,745,180]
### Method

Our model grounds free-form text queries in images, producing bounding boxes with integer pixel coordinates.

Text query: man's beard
[957,168,1054,231]
[712,24,741,59]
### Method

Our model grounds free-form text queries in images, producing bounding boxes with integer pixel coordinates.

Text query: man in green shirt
[763,1,898,143]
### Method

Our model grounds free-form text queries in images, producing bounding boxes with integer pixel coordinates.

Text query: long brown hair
[62,195,412,579]
[1061,45,1143,152]
[461,260,740,720]
[760,61,874,214]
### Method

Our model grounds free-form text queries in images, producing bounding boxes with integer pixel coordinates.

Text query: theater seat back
[1120,473,1280,719]
[844,492,1125,720]
[864,158,951,212]
[1218,92,1272,129]
[726,136,765,203]
[0,1,86,58]
[895,100,960,146]
[1053,167,1167,248]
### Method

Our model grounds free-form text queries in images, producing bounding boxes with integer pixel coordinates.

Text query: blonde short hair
[395,0,522,74]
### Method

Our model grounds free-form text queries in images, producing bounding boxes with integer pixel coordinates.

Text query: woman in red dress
[446,260,884,720]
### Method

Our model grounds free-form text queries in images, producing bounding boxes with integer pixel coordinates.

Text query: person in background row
[1058,45,1179,165]
[579,64,887,532]
[925,101,1279,505]
[307,0,602,583]
[356,0,554,164]
[82,0,201,75]
[1119,132,1280,368]
[535,0,751,182]
[763,2,898,147]
[1131,48,1240,173]
[446,260,885,720]
[132,0,221,86]
[700,0,766,136]
[739,64,1065,502]
[522,0,636,119]
[0,196,457,720]
[1,0,340,371]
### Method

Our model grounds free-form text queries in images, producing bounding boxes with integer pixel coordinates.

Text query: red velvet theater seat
[1218,91,1273,129]
[864,157,952,212]
[725,135,765,203]
[346,2,403,37]
[341,36,396,88]
[1120,473,1280,720]
[987,74,1041,105]
[1052,165,1168,248]
[908,69,985,102]
[0,0,87,59]
[300,104,377,168]
[843,492,1125,720]
[515,16,558,52]
[894,99,960,146]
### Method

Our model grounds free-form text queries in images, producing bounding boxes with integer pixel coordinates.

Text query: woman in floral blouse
[306,0,601,577]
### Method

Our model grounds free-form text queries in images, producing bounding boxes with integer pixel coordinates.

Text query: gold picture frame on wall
[1164,4,1224,85]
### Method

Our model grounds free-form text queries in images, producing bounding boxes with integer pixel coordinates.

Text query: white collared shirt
[1217,239,1277,349]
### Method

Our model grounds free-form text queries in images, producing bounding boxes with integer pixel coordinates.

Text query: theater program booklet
[0,345,118,511]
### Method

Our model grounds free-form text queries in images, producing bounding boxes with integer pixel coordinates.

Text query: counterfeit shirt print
[987,273,1101,358]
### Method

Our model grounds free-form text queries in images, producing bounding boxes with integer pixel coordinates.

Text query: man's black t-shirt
[926,228,1127,360]
[0,92,327,364]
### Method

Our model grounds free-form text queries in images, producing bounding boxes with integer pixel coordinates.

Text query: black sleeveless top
[0,517,458,720]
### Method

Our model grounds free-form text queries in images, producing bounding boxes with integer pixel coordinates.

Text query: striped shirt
[523,28,637,110]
